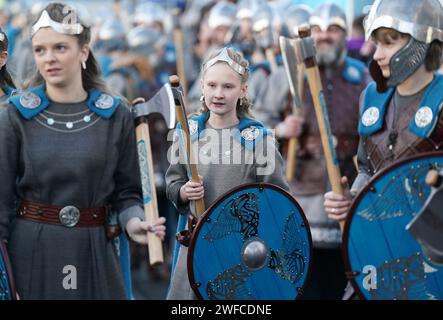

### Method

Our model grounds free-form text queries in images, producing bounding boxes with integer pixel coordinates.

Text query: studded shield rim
[342,151,443,300]
[187,182,313,300]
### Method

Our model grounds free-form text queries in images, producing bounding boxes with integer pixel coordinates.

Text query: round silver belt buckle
[59,206,80,227]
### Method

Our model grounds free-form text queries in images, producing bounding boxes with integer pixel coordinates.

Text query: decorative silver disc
[362,106,380,127]
[188,119,198,136]
[415,106,433,128]
[20,92,41,109]
[59,206,80,227]
[95,94,114,109]
[241,126,260,141]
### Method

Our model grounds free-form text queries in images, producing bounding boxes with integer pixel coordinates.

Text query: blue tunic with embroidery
[0,86,144,299]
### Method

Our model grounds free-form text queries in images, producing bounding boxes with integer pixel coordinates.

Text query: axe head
[133,83,176,129]
[279,36,303,111]
[292,24,317,64]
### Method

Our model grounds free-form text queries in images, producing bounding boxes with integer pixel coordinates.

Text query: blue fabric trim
[87,89,121,119]
[342,56,366,85]
[409,73,443,138]
[2,86,16,96]
[117,234,133,300]
[10,86,121,120]
[187,112,268,150]
[250,62,271,75]
[169,213,188,285]
[359,74,443,138]
[10,85,49,120]
[358,82,394,136]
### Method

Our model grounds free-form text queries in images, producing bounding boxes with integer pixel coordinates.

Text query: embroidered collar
[179,112,268,150]
[10,85,121,120]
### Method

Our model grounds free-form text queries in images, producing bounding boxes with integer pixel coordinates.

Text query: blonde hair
[200,47,253,118]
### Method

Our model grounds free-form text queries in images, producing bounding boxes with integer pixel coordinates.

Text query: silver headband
[31,10,84,37]
[204,48,247,75]
[0,33,4,42]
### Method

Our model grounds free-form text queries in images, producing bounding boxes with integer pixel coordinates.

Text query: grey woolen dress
[0,95,144,299]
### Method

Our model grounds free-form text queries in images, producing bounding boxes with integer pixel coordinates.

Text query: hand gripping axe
[293,24,345,231]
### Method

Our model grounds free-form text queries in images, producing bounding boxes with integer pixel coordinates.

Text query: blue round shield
[0,241,16,300]
[188,183,312,300]
[344,152,443,300]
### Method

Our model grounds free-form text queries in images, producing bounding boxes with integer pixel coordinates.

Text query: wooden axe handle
[170,76,206,218]
[286,137,298,182]
[173,28,187,97]
[298,25,345,230]
[135,118,164,266]
[286,64,305,182]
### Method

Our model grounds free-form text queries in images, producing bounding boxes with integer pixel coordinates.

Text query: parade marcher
[186,0,237,113]
[324,0,443,299]
[165,47,290,299]
[0,2,166,299]
[130,2,177,85]
[254,2,369,299]
[0,28,16,105]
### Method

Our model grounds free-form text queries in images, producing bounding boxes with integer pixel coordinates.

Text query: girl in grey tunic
[165,47,289,299]
[0,3,165,300]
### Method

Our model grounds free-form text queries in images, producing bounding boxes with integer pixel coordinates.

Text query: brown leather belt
[17,200,107,228]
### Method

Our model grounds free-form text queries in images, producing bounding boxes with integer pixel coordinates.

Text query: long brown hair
[27,2,107,92]
[200,47,254,118]
[0,28,16,90]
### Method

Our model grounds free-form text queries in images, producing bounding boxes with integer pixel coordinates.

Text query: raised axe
[169,75,206,220]
[292,24,345,231]
[132,83,176,266]
[279,35,305,182]
[169,75,206,247]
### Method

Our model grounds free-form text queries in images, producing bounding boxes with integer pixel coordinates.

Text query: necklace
[36,108,100,133]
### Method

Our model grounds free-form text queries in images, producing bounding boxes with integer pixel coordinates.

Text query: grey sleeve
[112,106,144,225]
[255,134,290,192]
[118,205,145,230]
[351,138,372,193]
[0,108,19,241]
[165,132,190,213]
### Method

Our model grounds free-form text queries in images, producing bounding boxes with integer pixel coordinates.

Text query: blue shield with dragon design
[188,183,312,300]
[344,152,443,300]
[0,241,16,300]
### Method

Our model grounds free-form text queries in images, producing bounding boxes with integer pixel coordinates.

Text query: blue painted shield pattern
[188,183,312,300]
[344,152,443,300]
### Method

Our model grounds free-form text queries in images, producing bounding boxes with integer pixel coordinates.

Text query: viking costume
[0,9,144,300]
[166,114,290,299]
[343,0,443,300]
[352,0,443,201]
